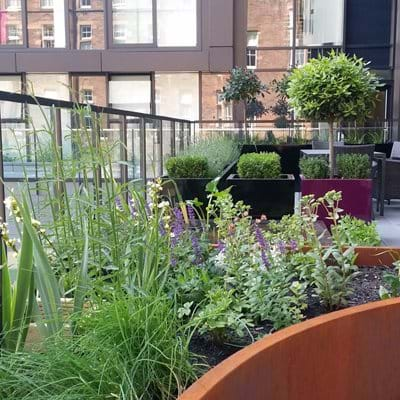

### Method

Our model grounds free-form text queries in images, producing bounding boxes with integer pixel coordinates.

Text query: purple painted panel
[0,53,16,72]
[209,0,234,47]
[301,178,373,227]
[209,47,233,71]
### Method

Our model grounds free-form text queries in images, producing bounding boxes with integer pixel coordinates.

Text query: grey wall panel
[0,53,16,73]
[209,0,234,47]
[209,47,233,72]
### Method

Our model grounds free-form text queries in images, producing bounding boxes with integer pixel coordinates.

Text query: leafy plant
[300,157,329,179]
[166,155,209,178]
[182,137,240,178]
[237,152,281,179]
[287,52,381,177]
[336,153,371,179]
[380,261,400,299]
[332,215,381,246]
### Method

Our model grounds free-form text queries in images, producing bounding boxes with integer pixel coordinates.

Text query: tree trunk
[244,100,248,140]
[328,121,335,178]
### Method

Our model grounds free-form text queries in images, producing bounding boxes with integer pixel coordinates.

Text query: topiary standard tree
[221,67,268,135]
[286,51,381,178]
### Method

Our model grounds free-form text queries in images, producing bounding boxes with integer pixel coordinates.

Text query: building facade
[0,0,398,138]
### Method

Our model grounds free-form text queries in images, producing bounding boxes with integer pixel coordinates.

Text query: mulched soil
[190,266,394,367]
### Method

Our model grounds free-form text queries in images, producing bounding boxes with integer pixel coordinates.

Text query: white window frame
[6,0,21,11]
[80,25,92,40]
[113,24,128,42]
[246,31,259,69]
[40,0,54,9]
[6,24,21,44]
[80,0,91,8]
[82,89,93,104]
[112,0,127,9]
[42,25,55,48]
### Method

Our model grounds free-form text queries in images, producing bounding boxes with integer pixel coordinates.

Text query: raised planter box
[180,298,400,400]
[227,173,295,219]
[161,161,236,207]
[301,177,373,226]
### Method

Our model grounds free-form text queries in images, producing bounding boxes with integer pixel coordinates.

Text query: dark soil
[190,266,394,367]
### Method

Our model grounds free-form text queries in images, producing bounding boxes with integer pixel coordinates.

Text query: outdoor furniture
[312,140,344,149]
[375,141,400,215]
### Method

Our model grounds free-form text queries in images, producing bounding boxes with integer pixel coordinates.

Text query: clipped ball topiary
[166,155,209,178]
[300,157,329,179]
[336,153,371,179]
[237,152,282,179]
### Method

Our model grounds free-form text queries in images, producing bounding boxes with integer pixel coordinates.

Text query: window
[216,91,232,124]
[42,25,55,48]
[157,0,197,46]
[41,0,54,8]
[113,24,127,43]
[247,31,259,69]
[109,75,151,113]
[6,0,21,10]
[82,89,93,104]
[79,25,92,49]
[80,0,91,8]
[112,0,153,44]
[6,25,22,45]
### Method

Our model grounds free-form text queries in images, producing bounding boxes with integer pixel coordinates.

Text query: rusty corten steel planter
[180,298,400,400]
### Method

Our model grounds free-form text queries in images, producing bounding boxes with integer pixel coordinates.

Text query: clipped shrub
[336,153,371,179]
[166,155,209,178]
[300,157,329,179]
[237,152,281,179]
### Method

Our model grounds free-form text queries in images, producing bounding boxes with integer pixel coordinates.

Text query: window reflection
[0,0,23,46]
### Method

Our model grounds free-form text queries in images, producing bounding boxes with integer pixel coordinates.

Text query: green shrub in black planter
[228,152,295,218]
[336,154,371,179]
[166,156,209,179]
[237,152,281,179]
[300,157,329,179]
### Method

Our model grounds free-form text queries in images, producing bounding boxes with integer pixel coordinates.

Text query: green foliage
[221,67,268,104]
[237,152,282,179]
[182,137,240,178]
[300,157,329,179]
[0,296,197,400]
[287,52,381,124]
[336,153,371,179]
[332,216,381,246]
[380,261,400,299]
[166,155,209,178]
[344,129,385,145]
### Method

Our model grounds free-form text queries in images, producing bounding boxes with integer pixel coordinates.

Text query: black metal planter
[226,173,296,219]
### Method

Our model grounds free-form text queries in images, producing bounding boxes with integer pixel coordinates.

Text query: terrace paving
[374,200,400,247]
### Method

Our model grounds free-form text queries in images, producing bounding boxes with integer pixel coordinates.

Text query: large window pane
[0,0,23,46]
[0,76,22,119]
[112,0,153,45]
[27,0,66,48]
[109,75,151,113]
[157,0,197,47]
[296,0,344,46]
[155,73,199,120]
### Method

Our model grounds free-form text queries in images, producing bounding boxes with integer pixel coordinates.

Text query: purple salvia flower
[290,239,298,252]
[277,240,287,255]
[217,240,226,253]
[254,226,268,250]
[127,193,136,218]
[115,196,123,211]
[187,205,196,226]
[191,233,202,264]
[171,207,185,246]
[261,250,270,268]
[159,220,166,237]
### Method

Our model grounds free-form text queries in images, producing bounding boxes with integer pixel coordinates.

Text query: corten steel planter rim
[179,298,400,400]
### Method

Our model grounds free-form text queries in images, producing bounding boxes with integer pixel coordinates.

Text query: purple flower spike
[159,220,166,237]
[115,196,123,211]
[217,240,226,253]
[171,207,185,246]
[191,233,202,264]
[127,193,136,218]
[255,226,268,250]
[261,250,270,268]
[290,239,298,252]
[187,205,196,226]
[278,240,287,255]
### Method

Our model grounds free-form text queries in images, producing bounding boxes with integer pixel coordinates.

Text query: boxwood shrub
[300,157,329,179]
[336,153,371,179]
[237,152,281,179]
[166,155,209,178]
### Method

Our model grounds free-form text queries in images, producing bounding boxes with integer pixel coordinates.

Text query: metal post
[119,115,128,190]
[179,122,184,152]
[53,107,65,206]
[171,121,176,156]
[139,118,147,185]
[0,109,5,339]
[186,122,191,147]
[159,120,164,177]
